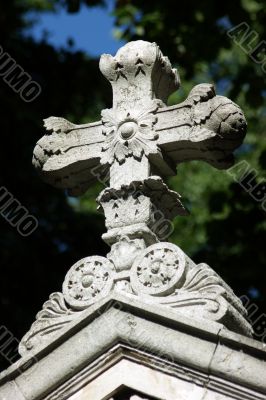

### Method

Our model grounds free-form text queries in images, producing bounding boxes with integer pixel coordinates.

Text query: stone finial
[20,40,252,356]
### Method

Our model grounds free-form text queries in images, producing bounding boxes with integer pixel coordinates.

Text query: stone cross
[22,41,252,355]
[34,40,246,257]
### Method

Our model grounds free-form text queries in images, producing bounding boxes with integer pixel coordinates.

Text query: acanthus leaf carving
[130,242,253,337]
[43,117,77,134]
[100,100,161,166]
[19,292,80,356]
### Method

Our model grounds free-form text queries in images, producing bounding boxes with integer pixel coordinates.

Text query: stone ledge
[0,294,265,400]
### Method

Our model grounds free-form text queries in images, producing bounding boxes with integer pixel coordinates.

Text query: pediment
[0,295,265,400]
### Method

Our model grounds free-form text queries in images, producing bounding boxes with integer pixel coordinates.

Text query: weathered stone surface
[0,381,26,400]
[33,42,246,198]
[0,295,266,400]
[31,42,247,277]
[19,40,254,357]
[18,242,252,356]
[1,39,262,400]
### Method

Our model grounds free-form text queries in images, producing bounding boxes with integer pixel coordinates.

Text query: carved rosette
[63,256,115,310]
[131,243,186,296]
[19,256,116,355]
[130,242,253,336]
[19,243,253,356]
[100,100,161,165]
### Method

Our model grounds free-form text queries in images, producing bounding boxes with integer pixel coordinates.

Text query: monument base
[0,294,265,400]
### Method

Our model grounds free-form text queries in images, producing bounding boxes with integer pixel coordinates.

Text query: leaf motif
[193,100,213,124]
[19,292,81,356]
[137,136,158,156]
[36,292,73,320]
[188,83,216,104]
[139,114,158,128]
[43,117,76,134]
[127,140,144,160]
[102,132,115,149]
[183,264,222,293]
[138,125,158,140]
[100,100,161,165]
[114,142,128,163]
[101,108,117,128]
[100,147,114,166]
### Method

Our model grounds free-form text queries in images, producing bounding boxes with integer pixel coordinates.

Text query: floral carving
[63,256,115,310]
[19,292,79,356]
[178,262,225,296]
[129,243,253,336]
[131,243,186,296]
[43,116,77,134]
[138,258,175,288]
[107,236,145,272]
[177,262,247,316]
[100,100,161,165]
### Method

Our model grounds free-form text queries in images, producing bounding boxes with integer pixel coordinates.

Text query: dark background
[0,0,265,371]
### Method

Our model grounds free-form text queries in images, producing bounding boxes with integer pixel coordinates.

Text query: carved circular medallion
[130,243,186,296]
[63,256,115,310]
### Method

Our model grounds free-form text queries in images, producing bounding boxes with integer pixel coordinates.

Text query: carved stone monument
[0,41,265,400]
